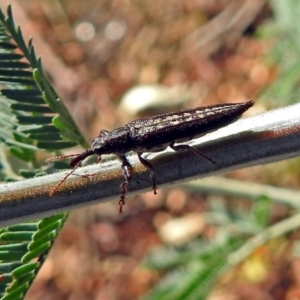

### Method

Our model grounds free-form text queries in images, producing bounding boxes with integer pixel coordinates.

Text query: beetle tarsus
[118,156,133,213]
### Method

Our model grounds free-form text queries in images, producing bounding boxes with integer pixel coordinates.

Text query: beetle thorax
[92,126,133,156]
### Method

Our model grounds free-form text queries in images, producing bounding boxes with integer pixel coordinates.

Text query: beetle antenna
[47,149,96,195]
[45,154,80,162]
[49,164,81,196]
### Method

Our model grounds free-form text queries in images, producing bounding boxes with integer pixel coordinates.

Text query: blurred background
[3,0,300,299]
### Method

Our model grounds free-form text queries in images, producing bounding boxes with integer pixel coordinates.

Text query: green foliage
[0,215,67,299]
[259,0,300,106]
[0,7,88,164]
[142,195,293,300]
[0,5,86,299]
[144,238,244,300]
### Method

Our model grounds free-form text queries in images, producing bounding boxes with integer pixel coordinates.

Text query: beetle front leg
[118,155,133,213]
[137,153,157,194]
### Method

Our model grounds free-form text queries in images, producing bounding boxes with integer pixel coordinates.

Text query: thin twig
[0,103,300,226]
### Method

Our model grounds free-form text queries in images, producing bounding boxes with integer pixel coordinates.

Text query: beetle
[47,100,254,212]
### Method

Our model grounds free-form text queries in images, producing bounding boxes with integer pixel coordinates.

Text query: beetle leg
[118,155,133,213]
[169,142,215,164]
[137,153,157,194]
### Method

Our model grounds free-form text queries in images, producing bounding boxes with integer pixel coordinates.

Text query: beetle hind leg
[169,142,215,164]
[137,153,157,194]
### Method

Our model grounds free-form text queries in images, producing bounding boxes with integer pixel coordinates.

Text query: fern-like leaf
[0,5,86,299]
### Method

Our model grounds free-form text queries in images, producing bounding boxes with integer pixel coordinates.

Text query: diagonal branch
[0,102,300,226]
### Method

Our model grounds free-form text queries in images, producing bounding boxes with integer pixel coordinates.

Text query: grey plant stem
[228,211,300,266]
[182,177,300,209]
[0,102,300,226]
